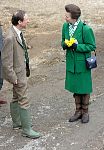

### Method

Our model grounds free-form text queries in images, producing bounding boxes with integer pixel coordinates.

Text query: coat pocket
[75,60,87,73]
[76,54,85,60]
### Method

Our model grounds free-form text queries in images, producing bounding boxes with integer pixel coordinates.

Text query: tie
[20,32,29,64]
[20,32,30,77]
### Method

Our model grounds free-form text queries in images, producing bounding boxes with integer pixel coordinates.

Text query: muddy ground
[0,0,104,150]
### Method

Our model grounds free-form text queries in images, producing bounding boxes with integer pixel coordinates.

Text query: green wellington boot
[10,102,22,129]
[19,107,41,139]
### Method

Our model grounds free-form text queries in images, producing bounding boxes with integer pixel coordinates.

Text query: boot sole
[69,118,80,122]
[22,133,41,139]
[69,115,82,122]
[13,127,22,130]
[81,120,89,123]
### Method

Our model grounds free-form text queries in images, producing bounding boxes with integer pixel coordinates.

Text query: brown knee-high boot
[81,94,90,123]
[69,94,82,122]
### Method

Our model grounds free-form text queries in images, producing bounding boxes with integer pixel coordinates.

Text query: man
[2,10,41,138]
[0,23,7,105]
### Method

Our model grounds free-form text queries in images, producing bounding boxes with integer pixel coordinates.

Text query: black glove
[71,43,77,50]
[63,42,69,50]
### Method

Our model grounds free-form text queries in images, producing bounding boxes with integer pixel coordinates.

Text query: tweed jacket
[61,21,96,73]
[2,26,26,84]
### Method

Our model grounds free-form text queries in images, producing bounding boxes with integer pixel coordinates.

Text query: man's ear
[18,20,21,25]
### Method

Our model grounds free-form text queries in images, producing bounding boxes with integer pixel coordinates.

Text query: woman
[61,4,96,123]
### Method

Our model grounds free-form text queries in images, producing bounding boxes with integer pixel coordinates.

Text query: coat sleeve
[2,36,17,84]
[76,25,96,53]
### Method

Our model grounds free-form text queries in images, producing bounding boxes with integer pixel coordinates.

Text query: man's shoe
[69,111,82,122]
[81,113,89,123]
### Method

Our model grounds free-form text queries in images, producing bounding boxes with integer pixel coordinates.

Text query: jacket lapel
[11,26,24,49]
[16,36,24,49]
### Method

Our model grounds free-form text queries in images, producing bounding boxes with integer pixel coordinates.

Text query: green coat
[61,21,96,94]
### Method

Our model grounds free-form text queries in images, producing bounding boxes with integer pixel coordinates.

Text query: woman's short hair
[65,4,81,19]
[11,10,26,26]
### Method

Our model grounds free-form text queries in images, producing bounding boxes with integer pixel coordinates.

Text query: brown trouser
[12,75,30,109]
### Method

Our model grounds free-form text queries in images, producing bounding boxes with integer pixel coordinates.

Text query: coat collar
[72,21,84,37]
[65,21,84,39]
